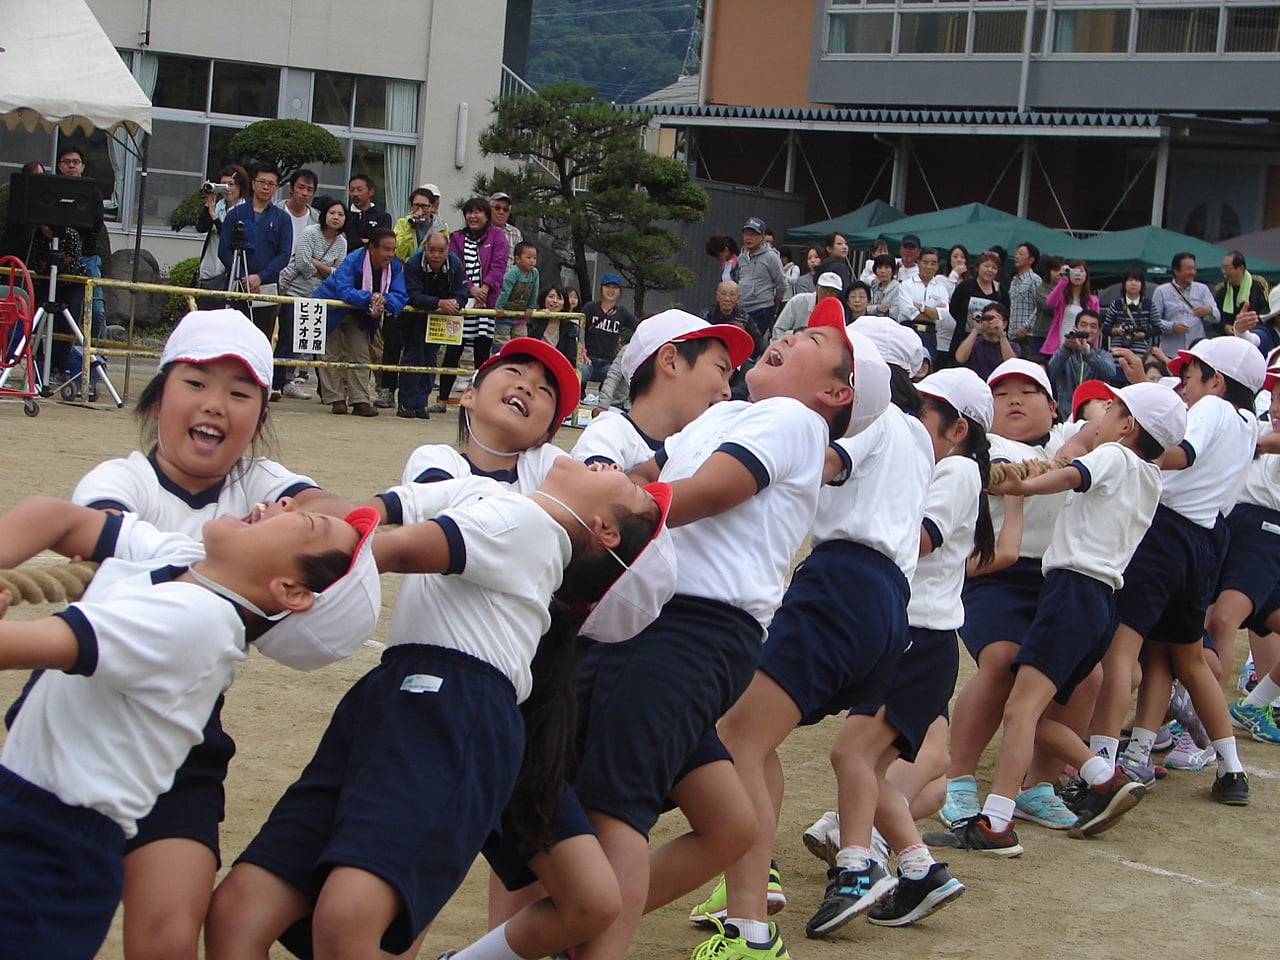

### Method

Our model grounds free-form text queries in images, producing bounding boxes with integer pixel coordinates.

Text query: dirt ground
[1,374,1278,960]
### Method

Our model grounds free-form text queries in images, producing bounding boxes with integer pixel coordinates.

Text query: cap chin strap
[463,410,524,458]
[188,567,292,622]
[530,491,627,572]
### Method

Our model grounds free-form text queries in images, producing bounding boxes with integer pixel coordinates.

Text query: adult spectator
[1008,242,1042,345]
[705,234,739,284]
[1104,266,1159,359]
[949,249,1010,343]
[1217,250,1269,337]
[345,173,394,248]
[394,183,448,261]
[1046,308,1119,405]
[1029,254,1066,358]
[448,196,509,375]
[277,169,319,250]
[703,280,765,359]
[941,244,970,296]
[896,233,922,283]
[1041,259,1099,357]
[272,168,320,398]
[898,246,952,364]
[277,197,347,401]
[490,192,522,269]
[737,216,787,336]
[774,271,843,340]
[816,231,853,289]
[793,245,824,295]
[219,164,293,340]
[845,280,872,321]
[580,272,637,397]
[779,247,800,301]
[195,164,248,292]
[1152,252,1220,354]
[859,239,891,284]
[54,146,106,344]
[954,302,1019,380]
[404,230,469,418]
[867,254,900,321]
[529,286,582,370]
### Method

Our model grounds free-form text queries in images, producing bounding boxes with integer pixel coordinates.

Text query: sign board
[426,314,464,345]
[293,300,327,354]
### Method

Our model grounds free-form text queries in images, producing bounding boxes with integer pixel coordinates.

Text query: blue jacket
[403,249,468,312]
[218,202,293,286]
[314,247,409,333]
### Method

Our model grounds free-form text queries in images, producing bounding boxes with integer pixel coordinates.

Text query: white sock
[1080,754,1115,787]
[897,843,935,881]
[1123,727,1156,764]
[452,922,523,960]
[727,918,770,944]
[1244,674,1280,708]
[835,845,872,871]
[1213,736,1245,774]
[1090,735,1121,762]
[981,794,1016,832]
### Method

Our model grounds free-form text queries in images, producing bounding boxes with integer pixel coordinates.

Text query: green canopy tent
[869,218,1080,264]
[1071,225,1280,284]
[841,202,1028,249]
[783,200,905,246]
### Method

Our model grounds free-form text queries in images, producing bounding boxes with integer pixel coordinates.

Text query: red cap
[1070,379,1114,420]
[477,337,581,426]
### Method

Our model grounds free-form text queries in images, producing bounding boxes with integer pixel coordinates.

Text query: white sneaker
[802,811,841,867]
[870,826,892,870]
[282,381,312,400]
[1164,730,1216,771]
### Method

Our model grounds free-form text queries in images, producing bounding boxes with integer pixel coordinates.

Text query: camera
[1065,330,1088,340]
[201,181,231,195]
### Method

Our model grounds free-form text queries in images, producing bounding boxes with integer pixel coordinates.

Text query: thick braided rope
[0,562,99,605]
[986,457,1073,488]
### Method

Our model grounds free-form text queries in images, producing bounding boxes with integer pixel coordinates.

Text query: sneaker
[1169,682,1210,748]
[1212,770,1250,806]
[1013,782,1077,830]
[938,776,979,827]
[802,811,840,867]
[396,406,417,419]
[1152,724,1174,753]
[282,381,312,400]
[1238,655,1258,694]
[1117,753,1157,789]
[1164,730,1217,770]
[867,863,965,927]
[1058,774,1090,814]
[373,387,395,408]
[1067,768,1146,838]
[427,402,448,414]
[804,862,897,937]
[1230,699,1280,744]
[691,919,790,960]
[415,407,431,420]
[688,863,787,925]
[921,815,1023,857]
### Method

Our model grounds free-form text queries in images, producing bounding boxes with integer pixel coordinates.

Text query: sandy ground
[1,375,1278,960]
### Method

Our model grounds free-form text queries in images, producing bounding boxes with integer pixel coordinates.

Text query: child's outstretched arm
[0,497,110,569]
[372,520,453,575]
[664,452,760,528]
[0,590,78,672]
[987,462,1083,498]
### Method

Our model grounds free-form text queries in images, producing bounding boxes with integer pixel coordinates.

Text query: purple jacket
[448,226,509,307]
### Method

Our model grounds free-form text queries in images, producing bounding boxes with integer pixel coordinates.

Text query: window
[312,73,420,133]
[828,12,895,53]
[1226,7,1280,52]
[899,11,969,53]
[152,55,209,111]
[972,10,1027,53]
[1136,8,1218,53]
[211,62,280,117]
[1053,9,1131,53]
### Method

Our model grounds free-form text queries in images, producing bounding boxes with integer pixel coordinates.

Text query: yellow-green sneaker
[688,862,787,925]
[690,919,791,960]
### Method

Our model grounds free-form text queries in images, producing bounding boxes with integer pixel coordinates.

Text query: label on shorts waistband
[400,674,443,694]
[1262,521,1280,537]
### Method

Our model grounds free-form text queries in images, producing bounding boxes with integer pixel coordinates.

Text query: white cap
[254,507,382,670]
[1104,381,1187,451]
[988,357,1053,396]
[816,271,844,290]
[1168,337,1266,393]
[580,483,678,644]
[848,315,926,377]
[917,367,995,431]
[618,309,755,383]
[806,298,891,438]
[1159,376,1182,391]
[417,182,441,198]
[161,308,273,389]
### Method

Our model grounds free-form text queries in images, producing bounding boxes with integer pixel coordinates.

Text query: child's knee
[561,876,621,940]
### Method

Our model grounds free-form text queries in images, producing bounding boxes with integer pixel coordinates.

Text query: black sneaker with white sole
[1212,771,1250,806]
[867,863,965,927]
[805,862,897,937]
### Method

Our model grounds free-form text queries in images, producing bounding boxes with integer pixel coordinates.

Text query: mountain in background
[526,0,701,103]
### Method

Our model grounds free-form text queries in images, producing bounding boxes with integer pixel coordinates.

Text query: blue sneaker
[1014,782,1076,829]
[939,776,979,827]
[1230,699,1280,744]
[805,863,897,937]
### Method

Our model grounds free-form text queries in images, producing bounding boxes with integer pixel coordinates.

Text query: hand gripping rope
[985,457,1072,488]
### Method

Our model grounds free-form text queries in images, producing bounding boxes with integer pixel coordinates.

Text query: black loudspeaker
[8,173,101,231]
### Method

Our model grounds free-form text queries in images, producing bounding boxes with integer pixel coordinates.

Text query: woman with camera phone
[195,165,249,293]
[949,250,1010,346]
[1041,259,1099,358]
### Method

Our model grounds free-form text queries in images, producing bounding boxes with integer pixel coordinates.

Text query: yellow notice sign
[426,314,465,345]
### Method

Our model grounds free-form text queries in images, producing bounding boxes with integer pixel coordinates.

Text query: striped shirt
[1009,269,1042,336]
[460,234,492,341]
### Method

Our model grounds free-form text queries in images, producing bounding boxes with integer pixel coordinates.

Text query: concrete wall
[705,0,818,108]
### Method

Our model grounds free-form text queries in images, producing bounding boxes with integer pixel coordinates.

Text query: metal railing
[499,65,591,193]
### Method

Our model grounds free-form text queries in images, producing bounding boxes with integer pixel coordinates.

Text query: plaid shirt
[1009,269,1042,335]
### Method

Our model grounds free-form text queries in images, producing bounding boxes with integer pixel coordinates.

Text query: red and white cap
[849,315,926,377]
[1070,379,1114,421]
[477,336,582,425]
[806,297,891,437]
[1168,336,1267,393]
[917,367,994,431]
[161,308,273,389]
[618,309,755,383]
[1102,381,1187,451]
[580,482,678,644]
[1264,367,1280,392]
[254,507,382,670]
[988,357,1053,396]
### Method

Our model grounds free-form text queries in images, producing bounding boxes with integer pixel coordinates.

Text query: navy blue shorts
[1218,503,1280,633]
[1014,569,1117,704]
[575,595,762,837]
[483,785,594,892]
[881,627,960,762]
[239,645,523,958]
[959,556,1044,660]
[0,765,125,960]
[759,541,910,726]
[1116,504,1222,645]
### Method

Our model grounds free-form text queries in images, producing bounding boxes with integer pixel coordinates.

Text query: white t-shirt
[72,450,316,540]
[987,422,1076,559]
[381,479,570,704]
[571,410,663,471]
[1236,425,1280,513]
[909,457,981,630]
[1161,395,1259,527]
[1043,442,1162,590]
[1,514,246,836]
[811,405,934,583]
[658,397,828,628]
[401,443,566,493]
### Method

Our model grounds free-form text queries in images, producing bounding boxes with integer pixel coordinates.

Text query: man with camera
[1047,308,1121,406]
[218,164,292,338]
[394,184,449,261]
[954,302,1018,380]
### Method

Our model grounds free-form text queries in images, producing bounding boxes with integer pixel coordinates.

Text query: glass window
[152,55,209,111]
[313,72,354,126]
[1137,8,1218,53]
[143,172,204,227]
[356,79,420,133]
[350,140,387,202]
[972,10,1026,52]
[148,119,207,173]
[1225,7,1280,52]
[211,62,280,117]
[0,126,53,173]
[206,127,239,176]
[1053,9,1131,53]
[828,12,895,53]
[900,11,968,52]
[354,78,387,129]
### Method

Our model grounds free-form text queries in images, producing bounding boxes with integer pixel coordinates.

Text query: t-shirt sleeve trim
[1070,458,1092,493]
[655,445,669,469]
[922,516,944,551]
[716,441,770,492]
[376,492,404,526]
[582,455,617,467]
[278,481,318,500]
[414,467,456,484]
[1179,438,1196,467]
[89,512,124,563]
[84,498,129,513]
[826,442,853,487]
[53,607,98,676]
[435,516,466,575]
